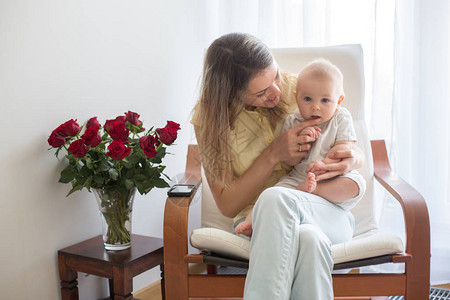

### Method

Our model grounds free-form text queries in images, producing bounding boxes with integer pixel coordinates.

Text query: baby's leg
[313,177,359,204]
[235,210,253,237]
[296,172,317,193]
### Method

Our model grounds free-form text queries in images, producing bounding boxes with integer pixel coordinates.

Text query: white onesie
[277,107,366,210]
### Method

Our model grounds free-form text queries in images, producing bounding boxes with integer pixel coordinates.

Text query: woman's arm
[195,119,319,218]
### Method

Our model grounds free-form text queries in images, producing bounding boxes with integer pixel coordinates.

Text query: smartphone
[167,184,195,197]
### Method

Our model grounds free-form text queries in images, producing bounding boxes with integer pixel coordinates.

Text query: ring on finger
[299,144,302,152]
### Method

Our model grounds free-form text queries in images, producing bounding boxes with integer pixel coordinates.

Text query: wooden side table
[58,234,164,300]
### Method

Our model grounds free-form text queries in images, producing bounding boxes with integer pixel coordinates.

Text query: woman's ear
[338,95,344,105]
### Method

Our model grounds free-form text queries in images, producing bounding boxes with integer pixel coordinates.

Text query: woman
[192,33,363,299]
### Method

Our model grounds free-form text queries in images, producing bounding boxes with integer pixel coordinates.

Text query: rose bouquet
[48,111,180,249]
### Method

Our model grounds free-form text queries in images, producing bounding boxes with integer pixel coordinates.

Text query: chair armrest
[163,145,202,298]
[371,140,430,280]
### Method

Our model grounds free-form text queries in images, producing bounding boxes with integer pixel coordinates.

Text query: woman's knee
[254,186,295,212]
[298,224,332,251]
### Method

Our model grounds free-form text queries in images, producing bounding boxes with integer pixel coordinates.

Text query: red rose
[48,131,66,148]
[166,120,181,130]
[68,139,89,158]
[86,117,101,128]
[125,111,143,126]
[81,125,102,147]
[104,116,125,131]
[156,121,180,145]
[107,122,130,143]
[139,135,158,158]
[107,140,131,160]
[115,115,126,123]
[55,119,80,137]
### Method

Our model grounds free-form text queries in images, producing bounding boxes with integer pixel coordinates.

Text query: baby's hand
[299,126,321,140]
[306,143,354,179]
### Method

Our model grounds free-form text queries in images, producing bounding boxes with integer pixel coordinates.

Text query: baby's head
[295,59,344,124]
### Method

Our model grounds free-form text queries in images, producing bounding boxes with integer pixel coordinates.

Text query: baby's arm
[308,142,355,177]
[323,142,353,164]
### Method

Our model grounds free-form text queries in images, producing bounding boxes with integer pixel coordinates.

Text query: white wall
[0,1,214,298]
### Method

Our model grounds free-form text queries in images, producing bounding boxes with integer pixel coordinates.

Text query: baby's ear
[338,95,344,105]
[294,92,297,98]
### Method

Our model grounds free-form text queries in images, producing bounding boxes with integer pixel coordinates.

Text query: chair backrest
[201,44,378,238]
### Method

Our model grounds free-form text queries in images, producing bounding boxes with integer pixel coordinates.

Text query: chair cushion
[190,227,404,264]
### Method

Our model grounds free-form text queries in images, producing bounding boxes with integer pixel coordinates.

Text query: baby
[235,58,366,237]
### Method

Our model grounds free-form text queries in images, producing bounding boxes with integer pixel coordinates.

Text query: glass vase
[92,188,136,251]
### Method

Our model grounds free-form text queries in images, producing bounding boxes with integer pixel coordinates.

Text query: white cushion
[190,228,404,264]
[191,228,249,260]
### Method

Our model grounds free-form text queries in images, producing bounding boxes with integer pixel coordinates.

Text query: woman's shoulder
[280,72,297,93]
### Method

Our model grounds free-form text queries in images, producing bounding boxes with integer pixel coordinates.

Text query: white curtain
[391,0,450,284]
[204,0,449,284]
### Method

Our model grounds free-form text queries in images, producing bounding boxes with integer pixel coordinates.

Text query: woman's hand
[268,119,321,166]
[306,143,364,180]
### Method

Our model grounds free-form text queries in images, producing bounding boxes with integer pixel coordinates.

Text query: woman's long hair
[196,33,287,187]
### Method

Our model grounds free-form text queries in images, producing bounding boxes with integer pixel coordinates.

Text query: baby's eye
[304,97,312,102]
[321,98,330,103]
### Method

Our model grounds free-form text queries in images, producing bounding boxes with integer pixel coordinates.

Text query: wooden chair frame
[163,140,430,299]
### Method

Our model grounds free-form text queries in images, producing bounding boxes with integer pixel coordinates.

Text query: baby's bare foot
[296,172,317,193]
[235,221,253,237]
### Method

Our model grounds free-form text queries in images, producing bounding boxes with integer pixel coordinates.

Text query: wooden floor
[134,281,450,300]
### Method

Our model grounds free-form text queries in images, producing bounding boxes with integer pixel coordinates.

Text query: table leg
[58,254,79,300]
[112,266,133,300]
[160,264,165,300]
[108,279,114,298]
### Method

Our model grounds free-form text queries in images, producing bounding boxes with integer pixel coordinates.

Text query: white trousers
[244,187,355,300]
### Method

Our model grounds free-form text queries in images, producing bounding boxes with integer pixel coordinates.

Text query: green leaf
[97,159,110,172]
[59,166,76,183]
[151,156,162,164]
[135,181,146,195]
[67,183,83,196]
[142,167,156,178]
[68,155,77,165]
[127,154,140,165]
[86,157,93,170]
[125,179,134,190]
[137,150,148,160]
[93,175,104,185]
[162,172,171,181]
[84,176,93,190]
[154,147,166,159]
[80,165,92,177]
[133,174,148,182]
[108,168,119,180]
[153,177,170,188]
